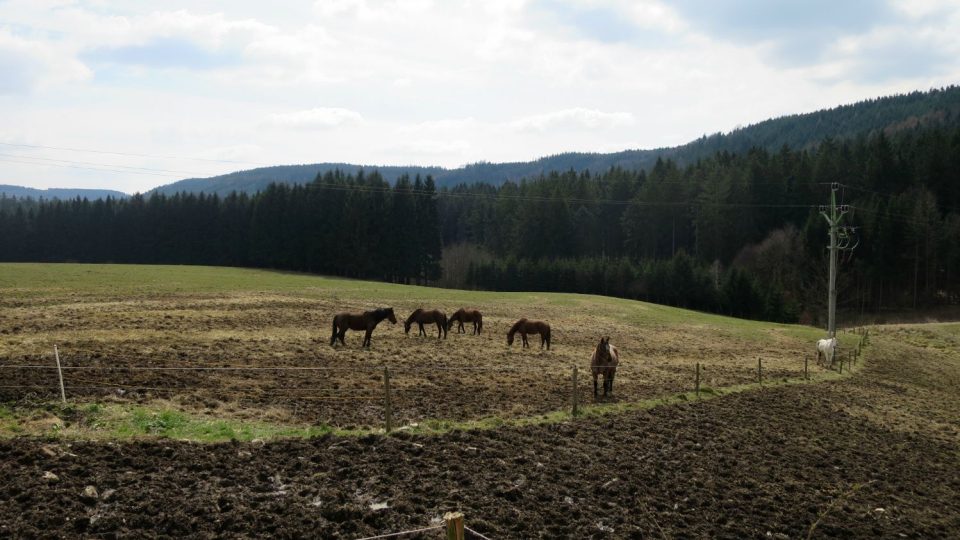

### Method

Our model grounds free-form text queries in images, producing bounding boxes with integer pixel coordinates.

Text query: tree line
[0,171,442,285]
[2,125,959,323]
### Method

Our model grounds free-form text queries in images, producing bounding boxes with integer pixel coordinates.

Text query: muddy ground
[1,292,826,427]
[1,327,958,538]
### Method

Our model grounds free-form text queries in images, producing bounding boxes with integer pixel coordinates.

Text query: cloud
[84,37,242,69]
[511,108,636,132]
[0,29,91,94]
[668,0,896,65]
[388,139,472,157]
[830,25,960,83]
[263,108,364,130]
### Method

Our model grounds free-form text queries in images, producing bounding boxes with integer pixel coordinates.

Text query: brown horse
[447,308,483,335]
[330,307,397,347]
[591,336,620,397]
[404,309,448,339]
[507,318,551,350]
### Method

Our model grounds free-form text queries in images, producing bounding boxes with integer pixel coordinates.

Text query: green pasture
[0,262,870,442]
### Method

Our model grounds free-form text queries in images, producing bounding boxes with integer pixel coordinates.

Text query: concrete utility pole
[819,183,853,337]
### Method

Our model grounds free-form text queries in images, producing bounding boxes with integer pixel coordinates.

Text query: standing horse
[591,336,619,397]
[816,337,837,367]
[448,308,483,335]
[330,307,397,348]
[404,309,448,339]
[507,318,551,350]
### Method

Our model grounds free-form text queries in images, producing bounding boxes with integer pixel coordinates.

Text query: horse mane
[508,318,527,335]
[372,307,393,318]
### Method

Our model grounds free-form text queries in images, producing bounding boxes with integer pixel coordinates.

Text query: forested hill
[149,86,960,195]
[0,185,128,200]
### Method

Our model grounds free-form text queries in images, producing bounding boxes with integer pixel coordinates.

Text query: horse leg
[330,321,338,347]
[363,328,372,347]
[338,329,347,346]
[593,373,599,397]
[436,322,442,339]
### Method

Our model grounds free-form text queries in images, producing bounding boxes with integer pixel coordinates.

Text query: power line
[0,153,202,176]
[0,157,181,178]
[304,181,819,209]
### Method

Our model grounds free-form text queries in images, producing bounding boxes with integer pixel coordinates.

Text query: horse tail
[329,316,339,346]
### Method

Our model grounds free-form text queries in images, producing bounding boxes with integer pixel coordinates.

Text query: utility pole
[819,183,856,337]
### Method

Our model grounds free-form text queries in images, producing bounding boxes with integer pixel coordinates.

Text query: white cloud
[263,108,365,130]
[0,29,91,94]
[510,108,636,132]
[387,139,472,157]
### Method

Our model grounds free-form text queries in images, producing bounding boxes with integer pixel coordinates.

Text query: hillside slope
[149,86,960,195]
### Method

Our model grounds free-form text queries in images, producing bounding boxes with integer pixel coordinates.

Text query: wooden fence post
[757,357,762,386]
[571,365,579,416]
[695,362,700,398]
[444,512,465,540]
[54,345,66,404]
[804,355,808,380]
[839,356,843,374]
[383,366,393,433]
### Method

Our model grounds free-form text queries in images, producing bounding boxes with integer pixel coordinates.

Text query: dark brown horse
[507,318,551,350]
[404,309,448,339]
[447,308,483,335]
[330,307,397,347]
[591,336,620,397]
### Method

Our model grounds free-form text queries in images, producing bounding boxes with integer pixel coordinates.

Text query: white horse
[816,337,837,367]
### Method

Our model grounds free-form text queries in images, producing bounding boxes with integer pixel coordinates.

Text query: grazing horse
[448,308,483,335]
[816,337,838,367]
[591,336,620,397]
[507,318,551,350]
[404,309,448,339]
[330,307,397,348]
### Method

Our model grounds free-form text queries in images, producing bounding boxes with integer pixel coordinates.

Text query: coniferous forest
[2,125,960,324]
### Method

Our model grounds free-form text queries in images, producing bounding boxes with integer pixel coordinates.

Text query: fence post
[695,362,700,398]
[383,366,393,433]
[53,345,66,404]
[757,357,762,386]
[444,512,465,540]
[571,365,579,416]
[839,356,843,374]
[804,355,808,380]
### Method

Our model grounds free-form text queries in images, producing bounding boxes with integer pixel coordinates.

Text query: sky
[1,0,959,194]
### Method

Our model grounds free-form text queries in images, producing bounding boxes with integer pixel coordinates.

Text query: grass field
[0,263,857,438]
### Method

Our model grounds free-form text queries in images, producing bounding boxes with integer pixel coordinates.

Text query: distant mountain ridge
[5,86,960,199]
[149,86,960,196]
[0,185,128,200]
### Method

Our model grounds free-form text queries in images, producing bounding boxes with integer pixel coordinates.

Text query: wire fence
[0,328,870,428]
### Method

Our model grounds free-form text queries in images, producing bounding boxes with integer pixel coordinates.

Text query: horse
[591,336,620,397]
[816,337,837,367]
[448,308,483,335]
[404,308,448,339]
[507,318,551,350]
[330,307,397,347]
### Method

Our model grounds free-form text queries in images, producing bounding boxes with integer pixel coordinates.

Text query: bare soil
[1,327,958,538]
[1,292,825,428]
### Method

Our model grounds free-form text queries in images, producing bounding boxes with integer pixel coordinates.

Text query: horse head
[386,308,397,324]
